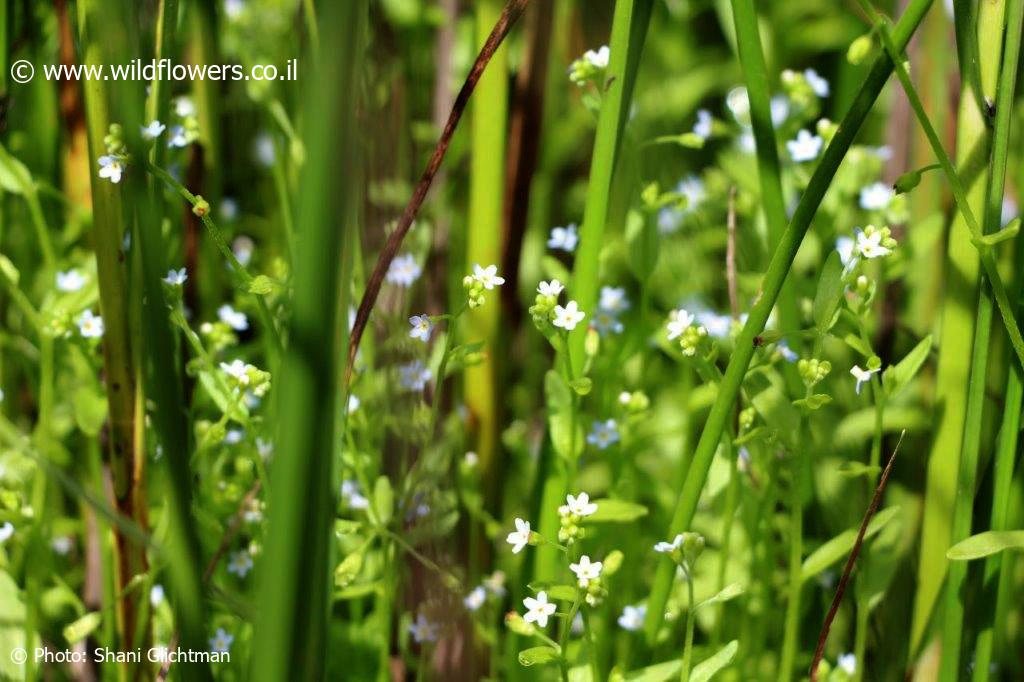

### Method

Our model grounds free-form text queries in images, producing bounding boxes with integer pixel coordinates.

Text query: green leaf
[63,611,102,645]
[882,335,932,397]
[247,275,282,295]
[73,386,109,436]
[946,530,1024,561]
[748,369,801,448]
[843,333,873,358]
[518,646,561,667]
[812,252,844,333]
[801,506,901,582]
[583,499,648,523]
[545,371,582,461]
[792,393,832,411]
[0,143,33,195]
[689,640,739,682]
[373,476,393,526]
[696,582,744,610]
[626,209,660,280]
[602,550,625,576]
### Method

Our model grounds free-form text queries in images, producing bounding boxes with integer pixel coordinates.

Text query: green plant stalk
[972,4,1024,677]
[939,0,1015,674]
[464,0,507,479]
[679,566,696,681]
[879,0,1007,649]
[535,0,652,590]
[250,2,364,678]
[642,0,936,642]
[567,0,652,374]
[76,0,145,653]
[729,0,802,381]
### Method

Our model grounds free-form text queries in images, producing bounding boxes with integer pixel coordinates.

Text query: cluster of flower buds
[798,358,832,389]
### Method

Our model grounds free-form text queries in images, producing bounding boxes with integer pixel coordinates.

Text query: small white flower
[696,309,733,339]
[804,68,830,97]
[522,591,557,628]
[78,310,105,338]
[220,359,251,385]
[553,300,585,331]
[856,229,891,259]
[386,253,422,287]
[218,304,249,331]
[254,133,276,167]
[569,555,603,587]
[837,653,857,675]
[232,236,254,266]
[398,360,432,391]
[464,586,486,612]
[141,120,166,140]
[547,224,579,252]
[347,394,360,414]
[860,182,894,211]
[598,286,630,315]
[164,268,188,286]
[654,534,684,553]
[51,536,73,555]
[618,604,646,631]
[221,198,239,221]
[227,550,254,578]
[341,480,370,510]
[150,584,165,607]
[726,86,751,124]
[209,628,234,654]
[0,522,13,544]
[167,125,189,148]
[506,518,531,554]
[836,236,857,269]
[224,428,244,445]
[57,270,86,292]
[693,109,713,139]
[787,129,823,162]
[770,95,790,126]
[98,155,124,184]
[558,492,598,517]
[224,0,245,20]
[584,46,610,69]
[464,451,478,466]
[175,96,196,117]
[586,419,620,450]
[537,280,564,297]
[850,365,879,394]
[408,315,433,342]
[591,310,623,336]
[777,341,799,363]
[472,263,505,290]
[483,570,507,597]
[256,438,273,460]
[409,613,438,643]
[666,309,696,340]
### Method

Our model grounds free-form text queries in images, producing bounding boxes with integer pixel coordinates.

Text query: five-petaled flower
[537,279,564,297]
[409,315,433,342]
[386,253,422,287]
[856,229,891,259]
[56,270,85,292]
[78,310,105,338]
[587,419,620,450]
[859,182,894,211]
[464,586,486,612]
[98,155,124,184]
[164,268,188,286]
[522,591,557,628]
[409,613,438,643]
[618,604,647,631]
[553,300,585,331]
[141,120,166,140]
[666,309,696,340]
[559,492,598,517]
[787,129,823,162]
[472,263,505,290]
[506,517,531,554]
[547,224,579,252]
[218,304,249,331]
[569,555,603,587]
[227,550,254,578]
[209,628,234,654]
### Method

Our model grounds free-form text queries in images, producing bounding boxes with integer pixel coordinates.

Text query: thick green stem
[972,3,1024,677]
[938,0,1015,675]
[250,2,365,678]
[642,0,935,642]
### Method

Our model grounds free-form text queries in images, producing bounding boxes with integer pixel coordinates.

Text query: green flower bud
[893,169,922,194]
[193,196,211,218]
[847,34,874,65]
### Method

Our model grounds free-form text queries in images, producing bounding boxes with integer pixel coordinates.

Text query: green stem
[972,3,1024,678]
[778,419,808,681]
[877,20,1024,371]
[729,0,802,384]
[643,0,936,642]
[680,567,695,681]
